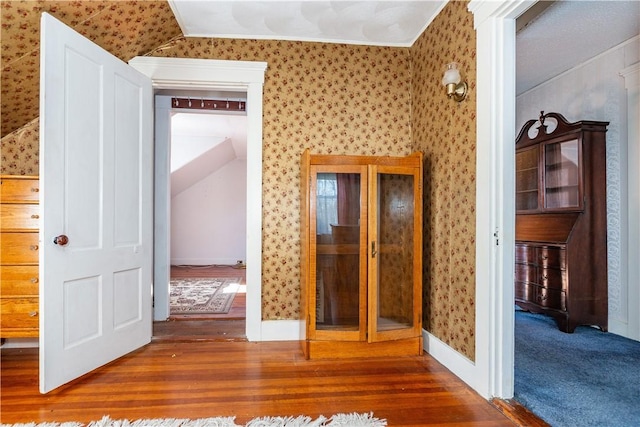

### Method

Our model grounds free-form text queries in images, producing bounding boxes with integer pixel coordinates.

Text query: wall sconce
[442,62,468,102]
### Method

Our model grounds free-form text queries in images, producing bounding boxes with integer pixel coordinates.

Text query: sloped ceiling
[168,0,446,46]
[1,0,182,137]
[2,1,639,138]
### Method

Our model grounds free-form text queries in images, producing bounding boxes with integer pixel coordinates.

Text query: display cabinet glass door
[309,165,367,342]
[368,165,421,342]
[516,146,539,211]
[544,139,581,209]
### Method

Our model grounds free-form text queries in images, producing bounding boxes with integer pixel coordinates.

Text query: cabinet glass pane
[516,147,539,211]
[544,139,580,209]
[375,173,414,332]
[315,173,360,331]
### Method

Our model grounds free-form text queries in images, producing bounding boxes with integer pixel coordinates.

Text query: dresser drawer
[515,282,539,303]
[1,265,39,295]
[515,243,537,264]
[0,232,39,264]
[539,267,566,290]
[0,177,39,203]
[0,298,39,332]
[538,246,566,269]
[515,264,536,284]
[538,287,566,312]
[1,204,40,230]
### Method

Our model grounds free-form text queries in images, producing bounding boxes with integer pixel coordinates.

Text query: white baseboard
[170,258,242,266]
[259,320,304,341]
[0,338,39,348]
[422,329,478,391]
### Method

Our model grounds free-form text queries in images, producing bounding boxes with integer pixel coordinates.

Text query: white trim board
[129,57,267,342]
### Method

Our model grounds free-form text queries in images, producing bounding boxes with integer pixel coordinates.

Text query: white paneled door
[39,13,153,393]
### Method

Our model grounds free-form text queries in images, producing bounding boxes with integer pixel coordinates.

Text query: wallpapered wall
[411,1,477,360]
[0,1,477,360]
[144,38,414,320]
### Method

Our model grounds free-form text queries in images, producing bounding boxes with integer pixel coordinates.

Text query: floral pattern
[0,0,476,360]
[411,1,477,359]
[1,0,182,137]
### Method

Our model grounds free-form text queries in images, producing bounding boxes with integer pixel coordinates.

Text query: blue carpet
[514,310,640,426]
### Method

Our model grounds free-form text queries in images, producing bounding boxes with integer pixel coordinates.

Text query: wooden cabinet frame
[515,112,608,332]
[300,150,423,358]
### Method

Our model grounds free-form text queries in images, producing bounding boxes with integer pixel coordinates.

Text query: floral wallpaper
[145,37,414,320]
[411,0,477,360]
[0,0,478,360]
[1,0,182,137]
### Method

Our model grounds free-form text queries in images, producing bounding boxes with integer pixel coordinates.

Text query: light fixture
[442,62,468,102]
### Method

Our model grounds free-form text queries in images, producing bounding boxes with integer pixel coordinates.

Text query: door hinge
[493,228,500,246]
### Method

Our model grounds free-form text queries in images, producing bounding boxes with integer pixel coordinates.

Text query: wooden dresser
[515,112,608,333]
[1,175,40,338]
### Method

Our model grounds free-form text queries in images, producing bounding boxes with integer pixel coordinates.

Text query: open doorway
[153,91,248,341]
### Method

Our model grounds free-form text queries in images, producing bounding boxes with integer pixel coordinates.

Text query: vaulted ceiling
[1,0,182,137]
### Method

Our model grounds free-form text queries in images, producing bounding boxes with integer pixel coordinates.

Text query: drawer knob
[30,244,39,251]
[31,277,39,283]
[29,311,38,317]
[31,214,40,219]
[54,235,69,246]
[31,188,39,193]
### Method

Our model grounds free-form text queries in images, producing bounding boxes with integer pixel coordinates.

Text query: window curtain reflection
[316,173,338,235]
[337,174,360,225]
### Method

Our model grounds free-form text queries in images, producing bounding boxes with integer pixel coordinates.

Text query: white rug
[1,413,386,427]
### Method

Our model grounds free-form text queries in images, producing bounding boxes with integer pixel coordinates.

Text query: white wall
[516,36,640,340]
[171,158,247,265]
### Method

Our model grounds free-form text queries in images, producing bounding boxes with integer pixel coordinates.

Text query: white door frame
[129,57,267,341]
[468,0,535,399]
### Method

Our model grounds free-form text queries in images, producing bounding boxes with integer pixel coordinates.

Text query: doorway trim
[129,57,267,341]
[467,0,534,399]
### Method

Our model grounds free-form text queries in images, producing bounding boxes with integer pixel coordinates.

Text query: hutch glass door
[544,139,581,209]
[310,165,367,341]
[516,146,539,211]
[368,166,421,342]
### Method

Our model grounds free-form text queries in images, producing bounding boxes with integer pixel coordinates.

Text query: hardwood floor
[1,264,542,425]
[153,265,247,341]
[1,341,518,426]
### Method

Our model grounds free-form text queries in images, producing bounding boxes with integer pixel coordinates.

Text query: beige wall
[411,1,477,360]
[0,1,477,360]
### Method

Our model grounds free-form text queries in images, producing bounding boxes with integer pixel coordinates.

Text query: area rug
[1,413,386,427]
[170,277,241,315]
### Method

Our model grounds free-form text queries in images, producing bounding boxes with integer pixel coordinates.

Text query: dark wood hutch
[515,111,608,333]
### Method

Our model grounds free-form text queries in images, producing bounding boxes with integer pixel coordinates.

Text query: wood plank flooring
[1,341,518,426]
[153,265,247,341]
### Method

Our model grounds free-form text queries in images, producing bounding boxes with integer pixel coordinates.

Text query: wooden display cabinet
[515,112,608,332]
[300,150,423,358]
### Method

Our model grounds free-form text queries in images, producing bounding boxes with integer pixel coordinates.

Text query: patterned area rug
[2,412,386,426]
[170,277,241,315]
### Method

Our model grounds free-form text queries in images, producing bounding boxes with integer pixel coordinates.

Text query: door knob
[53,235,69,246]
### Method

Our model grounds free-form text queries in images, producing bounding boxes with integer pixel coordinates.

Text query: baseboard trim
[0,337,39,348]
[259,320,304,341]
[170,258,241,266]
[422,329,478,390]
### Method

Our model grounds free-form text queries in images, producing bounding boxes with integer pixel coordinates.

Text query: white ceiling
[516,0,639,94]
[168,0,447,46]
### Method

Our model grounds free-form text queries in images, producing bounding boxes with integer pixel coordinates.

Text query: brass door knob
[53,235,69,246]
